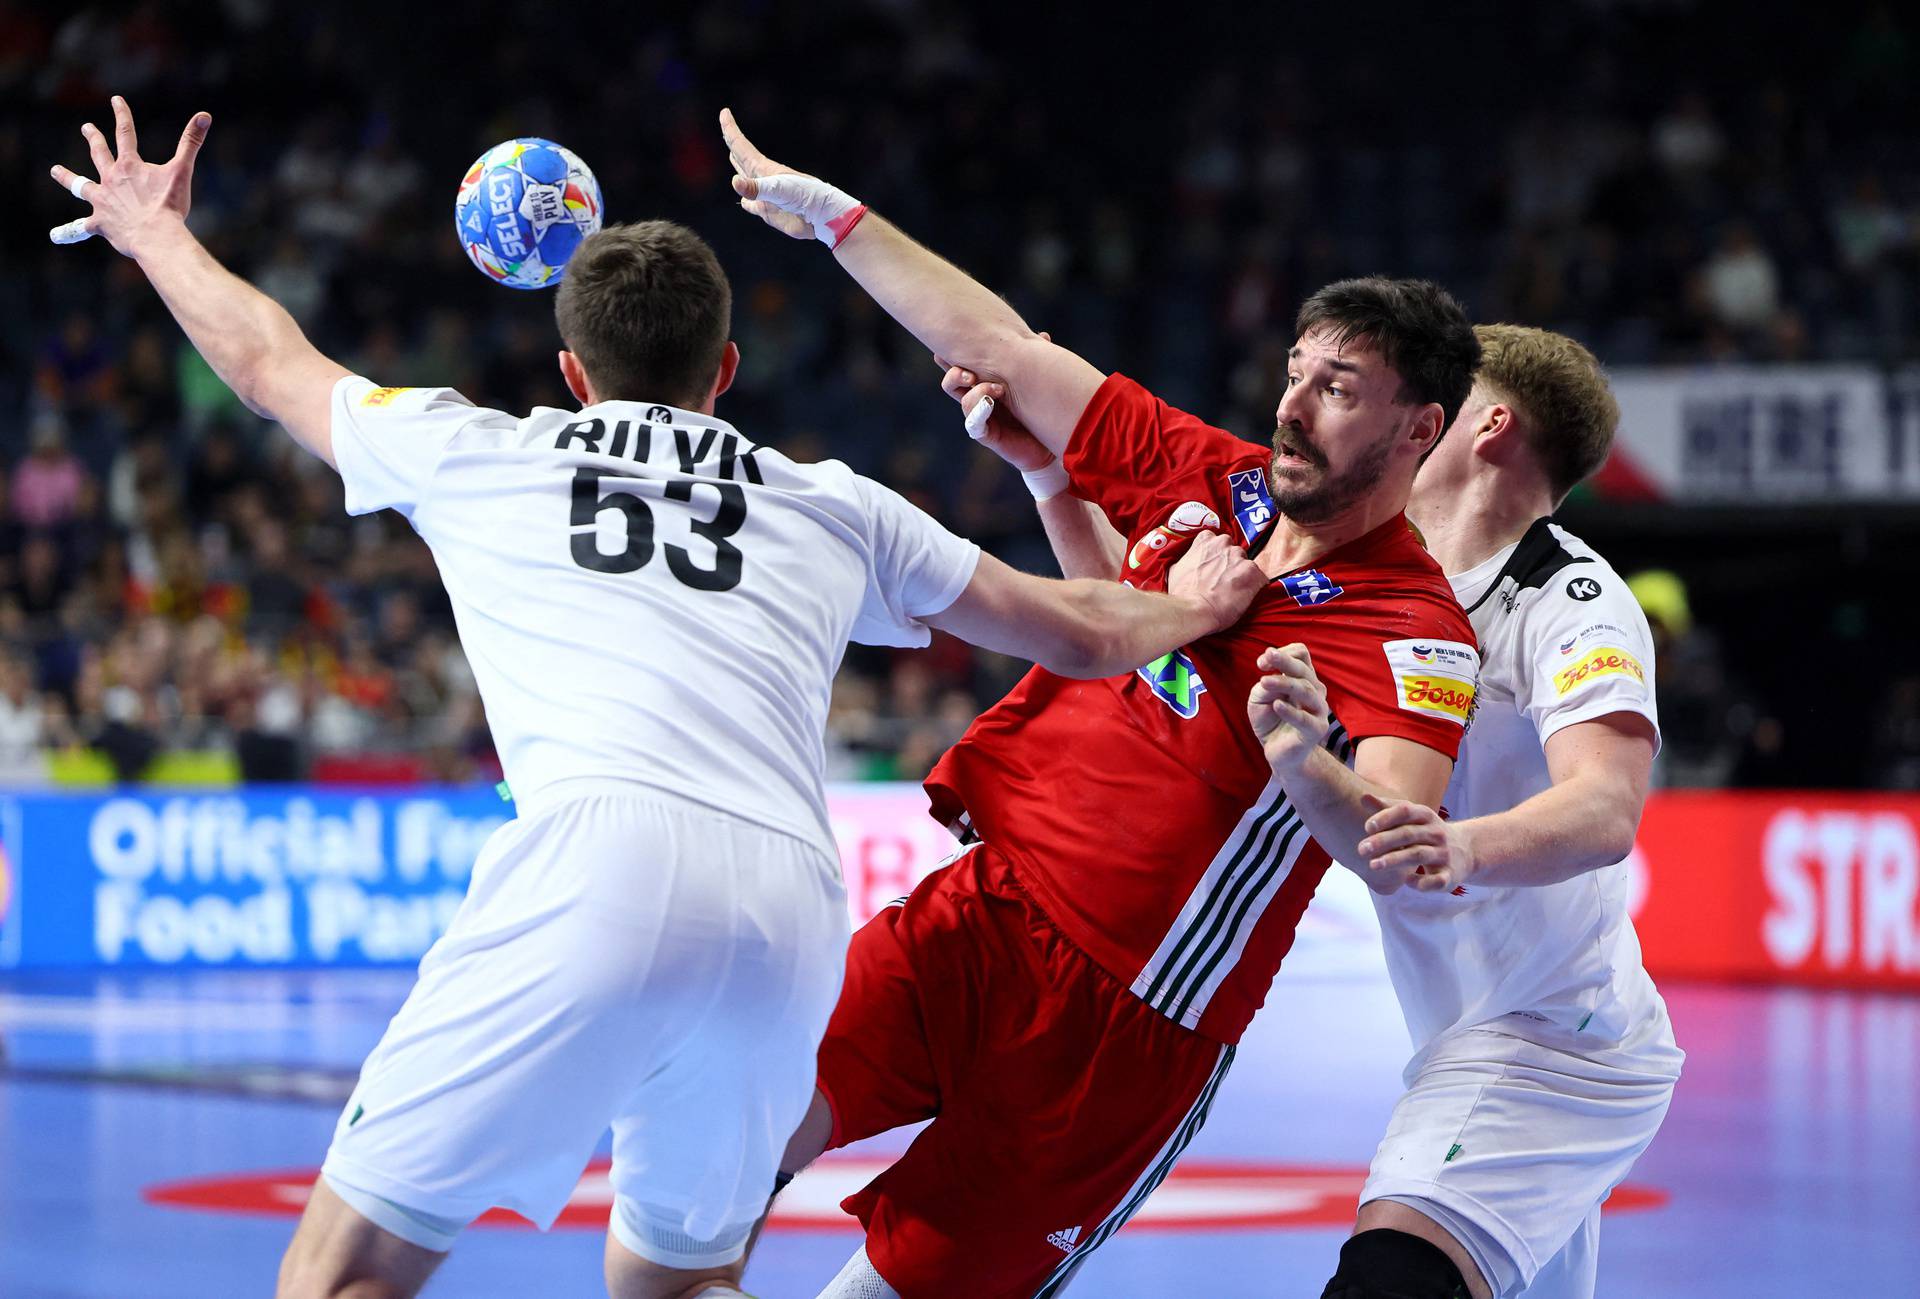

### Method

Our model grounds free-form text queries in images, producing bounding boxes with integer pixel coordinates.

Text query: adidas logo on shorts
[1046,1225,1082,1254]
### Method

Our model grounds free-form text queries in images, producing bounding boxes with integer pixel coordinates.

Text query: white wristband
[1021,457,1071,501]
[751,173,868,248]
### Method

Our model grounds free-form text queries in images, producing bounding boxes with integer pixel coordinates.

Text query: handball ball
[455,138,603,289]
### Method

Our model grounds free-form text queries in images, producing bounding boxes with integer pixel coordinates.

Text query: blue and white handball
[454,138,603,289]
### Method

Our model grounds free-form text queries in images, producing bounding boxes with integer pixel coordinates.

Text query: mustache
[1272,423,1326,467]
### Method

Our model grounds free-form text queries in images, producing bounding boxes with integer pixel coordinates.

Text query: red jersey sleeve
[1064,374,1274,543]
[1300,582,1478,761]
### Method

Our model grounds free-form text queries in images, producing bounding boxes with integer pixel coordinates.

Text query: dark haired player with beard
[723,113,1484,1299]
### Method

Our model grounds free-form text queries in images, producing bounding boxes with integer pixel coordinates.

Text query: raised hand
[48,97,210,256]
[719,107,865,246]
[1247,643,1332,772]
[1168,531,1265,634]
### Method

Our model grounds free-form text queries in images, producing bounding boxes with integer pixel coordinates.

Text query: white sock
[814,1244,901,1299]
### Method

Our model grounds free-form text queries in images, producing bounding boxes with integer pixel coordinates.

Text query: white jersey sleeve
[329,376,514,518]
[846,474,981,648]
[1516,568,1661,750]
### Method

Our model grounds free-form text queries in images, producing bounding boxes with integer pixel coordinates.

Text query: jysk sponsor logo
[1282,569,1344,607]
[1139,649,1208,719]
[1383,639,1478,726]
[1554,646,1645,696]
[1227,467,1274,542]
[359,386,414,407]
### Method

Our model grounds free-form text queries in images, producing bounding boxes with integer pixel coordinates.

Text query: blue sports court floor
[1,967,1915,1297]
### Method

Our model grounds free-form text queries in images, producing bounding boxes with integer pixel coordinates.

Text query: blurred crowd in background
[1,0,1917,789]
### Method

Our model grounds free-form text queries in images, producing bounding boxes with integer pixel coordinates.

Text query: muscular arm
[49,100,346,467]
[930,538,1259,679]
[1280,737,1455,894]
[827,216,1104,454]
[722,111,1104,455]
[1248,643,1456,893]
[126,224,347,465]
[1359,712,1656,890]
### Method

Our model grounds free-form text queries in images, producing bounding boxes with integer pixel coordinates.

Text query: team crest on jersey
[1139,649,1207,719]
[1129,501,1222,569]
[1281,569,1344,607]
[1226,467,1274,542]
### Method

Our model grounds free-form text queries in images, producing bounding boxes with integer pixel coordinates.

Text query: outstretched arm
[49,98,349,467]
[721,108,1104,456]
[931,532,1263,679]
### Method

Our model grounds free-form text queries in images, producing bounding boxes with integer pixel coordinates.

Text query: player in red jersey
[722,112,1483,1299]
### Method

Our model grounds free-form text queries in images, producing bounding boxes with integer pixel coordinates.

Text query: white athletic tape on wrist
[750,173,868,248]
[68,175,90,200]
[49,219,94,245]
[1022,457,1070,501]
[963,395,994,441]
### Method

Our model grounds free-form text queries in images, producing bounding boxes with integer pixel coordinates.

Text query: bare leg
[276,1178,446,1299]
[734,1087,837,1282]
[603,1228,753,1299]
[1352,1199,1492,1299]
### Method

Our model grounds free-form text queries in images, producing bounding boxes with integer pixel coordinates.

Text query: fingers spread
[49,164,91,202]
[111,95,138,156]
[174,110,211,166]
[81,122,113,174]
[49,217,97,245]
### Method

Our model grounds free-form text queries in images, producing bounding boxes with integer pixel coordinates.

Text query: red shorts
[816,841,1235,1299]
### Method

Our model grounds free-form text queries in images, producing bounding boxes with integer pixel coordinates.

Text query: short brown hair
[554,221,732,406]
[1295,277,1482,430]
[1472,324,1620,502]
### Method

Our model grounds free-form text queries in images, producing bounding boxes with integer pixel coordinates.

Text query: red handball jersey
[925,374,1479,1044]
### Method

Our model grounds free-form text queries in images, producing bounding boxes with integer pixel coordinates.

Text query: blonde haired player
[49,99,1265,1299]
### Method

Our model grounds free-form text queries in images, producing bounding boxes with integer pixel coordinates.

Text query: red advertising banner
[1631,792,1920,989]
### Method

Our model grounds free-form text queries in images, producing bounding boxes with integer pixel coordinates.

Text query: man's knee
[1321,1229,1470,1299]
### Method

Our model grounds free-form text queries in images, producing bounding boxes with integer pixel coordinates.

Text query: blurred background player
[722,113,1484,1298]
[45,97,1265,1299]
[1250,325,1681,1299]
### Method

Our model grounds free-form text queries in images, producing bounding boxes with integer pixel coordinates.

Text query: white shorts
[321,782,849,1267]
[1360,1010,1682,1299]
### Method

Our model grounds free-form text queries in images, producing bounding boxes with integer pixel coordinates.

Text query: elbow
[1040,615,1113,680]
[1594,808,1642,869]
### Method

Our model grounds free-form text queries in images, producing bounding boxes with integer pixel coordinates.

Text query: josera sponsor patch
[1382,639,1478,726]
[1553,646,1646,696]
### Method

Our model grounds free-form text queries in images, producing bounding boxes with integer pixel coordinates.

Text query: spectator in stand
[10,418,87,531]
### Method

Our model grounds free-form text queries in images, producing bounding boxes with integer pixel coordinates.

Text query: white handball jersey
[328,377,979,857]
[1372,519,1667,1073]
